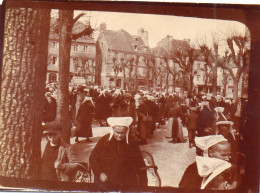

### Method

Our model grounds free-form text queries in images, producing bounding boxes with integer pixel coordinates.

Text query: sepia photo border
[0,0,259,192]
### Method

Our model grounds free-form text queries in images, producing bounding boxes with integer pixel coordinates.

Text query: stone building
[95,24,152,90]
[46,18,96,86]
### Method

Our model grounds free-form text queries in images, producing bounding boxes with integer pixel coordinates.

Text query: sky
[71,10,247,53]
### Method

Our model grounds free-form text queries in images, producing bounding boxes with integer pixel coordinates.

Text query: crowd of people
[41,82,247,190]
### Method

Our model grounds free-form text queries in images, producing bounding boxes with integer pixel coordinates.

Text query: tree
[0,8,50,179]
[111,51,121,88]
[74,52,95,83]
[172,46,199,95]
[151,58,163,90]
[222,69,229,97]
[143,53,154,91]
[199,42,219,95]
[55,10,93,143]
[125,55,135,91]
[219,34,250,102]
[119,52,129,90]
[134,53,140,91]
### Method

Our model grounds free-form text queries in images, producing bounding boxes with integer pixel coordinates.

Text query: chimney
[99,22,107,33]
[138,28,149,46]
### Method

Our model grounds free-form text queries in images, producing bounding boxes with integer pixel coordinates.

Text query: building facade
[96,24,152,90]
[46,18,96,86]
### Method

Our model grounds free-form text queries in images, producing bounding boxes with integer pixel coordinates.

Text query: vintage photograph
[0,1,258,192]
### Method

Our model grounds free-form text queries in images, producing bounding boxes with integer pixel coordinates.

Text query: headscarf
[107,117,133,144]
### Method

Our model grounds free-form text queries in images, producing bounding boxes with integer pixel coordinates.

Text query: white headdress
[195,135,227,157]
[107,117,133,144]
[196,156,231,189]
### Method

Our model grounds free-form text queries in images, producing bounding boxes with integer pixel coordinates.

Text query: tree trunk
[223,82,227,97]
[189,73,194,95]
[172,74,176,92]
[241,68,249,98]
[0,8,50,179]
[160,75,163,92]
[212,65,218,96]
[166,68,169,93]
[56,10,73,143]
[114,71,118,88]
[233,79,239,102]
[122,68,125,89]
[146,67,150,91]
[135,64,138,91]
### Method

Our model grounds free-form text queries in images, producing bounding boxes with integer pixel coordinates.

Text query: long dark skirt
[76,124,93,138]
[172,118,178,139]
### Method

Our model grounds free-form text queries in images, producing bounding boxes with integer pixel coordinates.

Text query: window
[134,45,137,51]
[83,45,88,53]
[73,45,78,52]
[49,73,57,83]
[52,57,57,65]
[52,41,58,49]
[197,74,200,81]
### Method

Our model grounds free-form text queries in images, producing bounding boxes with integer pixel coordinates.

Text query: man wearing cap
[41,123,85,181]
[89,117,148,187]
[179,135,231,189]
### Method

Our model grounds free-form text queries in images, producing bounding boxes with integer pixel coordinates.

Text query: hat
[195,135,227,157]
[216,121,234,126]
[214,107,225,113]
[107,117,133,128]
[196,156,231,189]
[43,122,62,135]
[107,117,133,144]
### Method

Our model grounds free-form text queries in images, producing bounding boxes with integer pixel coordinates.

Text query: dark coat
[197,107,215,136]
[187,111,198,131]
[179,162,203,189]
[95,94,112,120]
[76,100,95,138]
[43,97,57,123]
[89,134,148,187]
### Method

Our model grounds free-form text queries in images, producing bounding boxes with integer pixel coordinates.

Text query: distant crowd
[42,82,247,190]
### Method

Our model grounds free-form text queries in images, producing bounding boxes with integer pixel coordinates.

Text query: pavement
[68,121,196,187]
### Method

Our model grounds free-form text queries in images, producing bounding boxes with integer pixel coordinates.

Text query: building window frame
[52,56,57,65]
[52,41,58,49]
[73,44,78,52]
[83,45,88,53]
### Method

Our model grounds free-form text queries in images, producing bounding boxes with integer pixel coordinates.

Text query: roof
[99,29,151,54]
[49,17,95,43]
[156,36,190,55]
[151,46,169,58]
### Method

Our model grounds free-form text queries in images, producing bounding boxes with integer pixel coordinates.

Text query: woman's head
[205,166,238,190]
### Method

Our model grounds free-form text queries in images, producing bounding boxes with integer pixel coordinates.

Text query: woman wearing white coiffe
[179,135,231,189]
[107,117,133,144]
[89,117,148,186]
[196,156,232,189]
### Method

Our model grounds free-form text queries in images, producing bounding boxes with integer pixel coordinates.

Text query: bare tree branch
[71,26,94,40]
[73,13,85,26]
